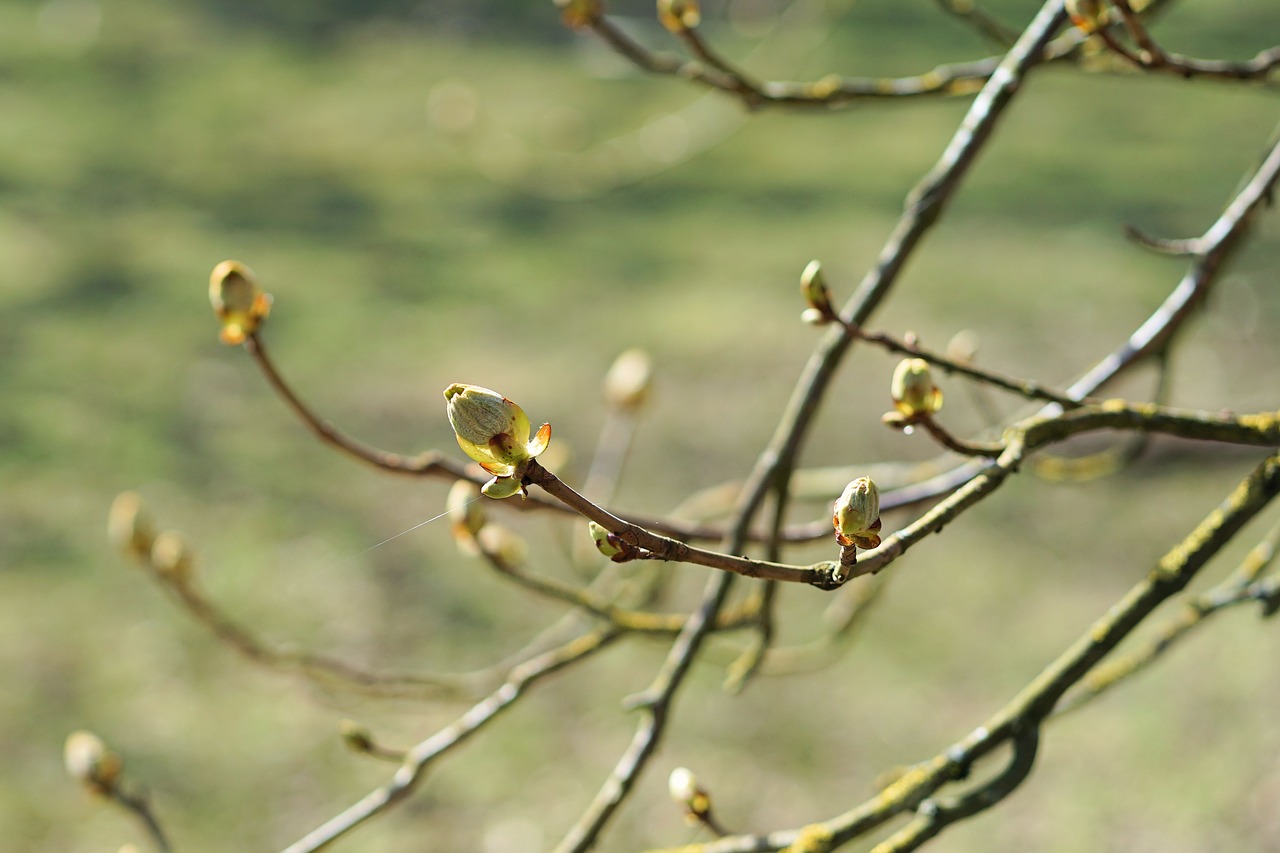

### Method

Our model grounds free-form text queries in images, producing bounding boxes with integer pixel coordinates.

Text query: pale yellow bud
[209,260,272,345]
[150,531,194,584]
[108,491,154,559]
[833,477,881,549]
[604,349,654,410]
[1065,0,1105,32]
[657,0,700,32]
[668,766,700,805]
[447,480,486,542]
[557,0,603,28]
[890,358,943,418]
[338,719,374,754]
[64,730,122,795]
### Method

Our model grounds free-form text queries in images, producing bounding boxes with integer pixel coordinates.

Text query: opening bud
[209,260,272,345]
[657,0,700,32]
[108,491,154,559]
[444,384,552,498]
[833,477,881,550]
[64,730,122,796]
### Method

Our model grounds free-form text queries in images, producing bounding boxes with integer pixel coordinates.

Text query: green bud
[833,477,882,549]
[445,384,551,498]
[588,521,625,559]
[890,358,942,419]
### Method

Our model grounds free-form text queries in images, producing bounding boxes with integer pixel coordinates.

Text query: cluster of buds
[657,0,700,32]
[108,492,196,587]
[882,357,943,430]
[64,730,123,796]
[799,260,838,326]
[208,260,272,346]
[444,384,552,499]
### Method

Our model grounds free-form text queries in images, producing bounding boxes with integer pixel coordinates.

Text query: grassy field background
[2,0,1279,850]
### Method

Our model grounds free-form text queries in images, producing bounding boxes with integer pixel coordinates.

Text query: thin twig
[283,627,621,853]
[655,449,1280,851]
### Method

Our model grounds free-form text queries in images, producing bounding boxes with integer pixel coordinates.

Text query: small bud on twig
[588,521,641,562]
[1065,0,1106,33]
[150,531,195,585]
[208,260,272,345]
[64,730,122,796]
[108,492,154,560]
[339,719,374,754]
[556,0,603,29]
[883,357,943,428]
[833,477,882,551]
[657,0,701,32]
[603,349,654,411]
[799,260,837,326]
[447,479,486,556]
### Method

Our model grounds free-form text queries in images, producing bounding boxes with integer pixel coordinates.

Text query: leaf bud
[1065,0,1105,32]
[338,719,374,754]
[668,766,711,819]
[64,730,122,795]
[668,766,698,803]
[890,358,943,420]
[208,260,272,345]
[556,0,603,29]
[444,384,551,498]
[833,477,882,550]
[604,349,654,411]
[447,479,487,546]
[657,0,700,32]
[150,531,195,585]
[588,521,625,560]
[799,260,835,323]
[108,491,154,560]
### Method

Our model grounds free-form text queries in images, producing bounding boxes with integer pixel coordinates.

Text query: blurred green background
[3,0,1279,849]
